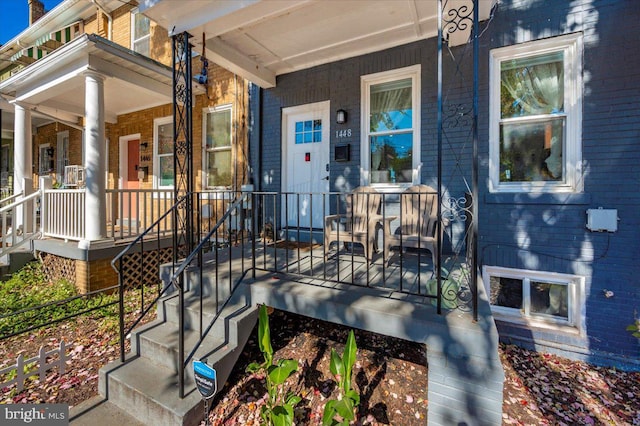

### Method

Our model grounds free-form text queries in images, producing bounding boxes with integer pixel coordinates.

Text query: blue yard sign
[193,360,217,400]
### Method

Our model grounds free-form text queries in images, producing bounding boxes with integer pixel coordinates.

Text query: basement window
[483,266,584,331]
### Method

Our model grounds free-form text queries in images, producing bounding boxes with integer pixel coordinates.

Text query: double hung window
[131,9,151,56]
[39,144,53,174]
[361,65,420,187]
[154,117,173,189]
[490,34,582,192]
[203,106,233,188]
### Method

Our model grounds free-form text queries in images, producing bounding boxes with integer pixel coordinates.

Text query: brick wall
[110,4,131,48]
[476,0,640,363]
[33,122,82,187]
[74,258,116,294]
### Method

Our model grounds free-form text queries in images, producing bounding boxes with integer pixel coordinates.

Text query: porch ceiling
[140,0,496,88]
[0,34,176,124]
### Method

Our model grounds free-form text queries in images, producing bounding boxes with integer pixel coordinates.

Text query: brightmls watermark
[2,404,68,425]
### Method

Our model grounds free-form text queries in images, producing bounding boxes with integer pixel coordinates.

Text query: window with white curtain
[361,65,420,187]
[490,34,582,193]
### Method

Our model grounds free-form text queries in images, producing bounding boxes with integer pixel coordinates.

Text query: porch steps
[0,250,35,280]
[96,275,258,426]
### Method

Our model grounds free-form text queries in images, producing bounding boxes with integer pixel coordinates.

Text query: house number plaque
[335,129,352,138]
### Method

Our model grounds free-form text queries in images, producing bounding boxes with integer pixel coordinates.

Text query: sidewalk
[69,396,146,426]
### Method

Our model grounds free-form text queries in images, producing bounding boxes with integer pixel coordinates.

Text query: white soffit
[141,0,496,88]
[1,35,175,123]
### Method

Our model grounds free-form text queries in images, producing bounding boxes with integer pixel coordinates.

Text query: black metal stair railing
[111,195,185,363]
[167,192,249,399]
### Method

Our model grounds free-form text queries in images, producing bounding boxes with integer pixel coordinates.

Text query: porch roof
[140,0,496,88]
[0,34,176,124]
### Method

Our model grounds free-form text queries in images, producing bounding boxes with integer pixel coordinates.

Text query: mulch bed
[1,309,639,425]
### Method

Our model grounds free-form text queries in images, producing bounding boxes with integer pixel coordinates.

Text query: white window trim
[483,265,585,335]
[202,104,233,190]
[130,8,151,53]
[489,33,583,193]
[153,116,173,192]
[56,130,69,184]
[38,143,52,175]
[360,65,421,191]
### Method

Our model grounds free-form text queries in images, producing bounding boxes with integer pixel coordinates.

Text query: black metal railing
[248,188,475,314]
[0,285,119,341]
[168,191,250,398]
[111,189,252,398]
[111,187,475,399]
[111,195,184,363]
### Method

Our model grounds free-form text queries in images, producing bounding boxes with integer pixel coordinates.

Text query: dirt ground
[1,309,639,425]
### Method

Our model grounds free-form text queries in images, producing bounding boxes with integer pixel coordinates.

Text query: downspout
[91,0,112,40]
[436,0,443,315]
[248,83,262,192]
[472,0,479,322]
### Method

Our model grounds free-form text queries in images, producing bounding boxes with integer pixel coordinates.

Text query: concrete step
[159,249,247,298]
[157,292,223,331]
[131,320,225,374]
[0,250,35,281]
[98,285,259,425]
[100,356,203,426]
[70,396,146,426]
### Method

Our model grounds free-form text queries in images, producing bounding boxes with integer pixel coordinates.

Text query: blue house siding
[249,0,639,367]
[478,0,640,366]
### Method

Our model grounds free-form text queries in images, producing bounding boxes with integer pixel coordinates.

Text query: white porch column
[13,104,32,197]
[83,71,107,242]
[13,104,33,232]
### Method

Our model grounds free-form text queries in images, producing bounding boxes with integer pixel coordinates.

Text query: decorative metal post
[172,31,194,399]
[437,0,479,319]
[437,0,444,316]
[172,31,195,261]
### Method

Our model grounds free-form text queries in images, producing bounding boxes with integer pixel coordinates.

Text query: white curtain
[370,80,412,132]
[501,61,563,115]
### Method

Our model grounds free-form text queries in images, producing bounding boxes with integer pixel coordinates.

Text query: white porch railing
[0,189,41,257]
[40,188,176,242]
[41,189,86,240]
[106,189,175,240]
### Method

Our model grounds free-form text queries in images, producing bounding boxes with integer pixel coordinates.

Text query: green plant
[627,311,640,340]
[247,305,301,426]
[322,330,360,426]
[0,262,121,337]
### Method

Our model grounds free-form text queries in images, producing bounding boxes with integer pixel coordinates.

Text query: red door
[123,140,140,225]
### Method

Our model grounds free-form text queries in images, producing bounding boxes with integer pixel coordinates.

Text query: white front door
[282,101,330,229]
